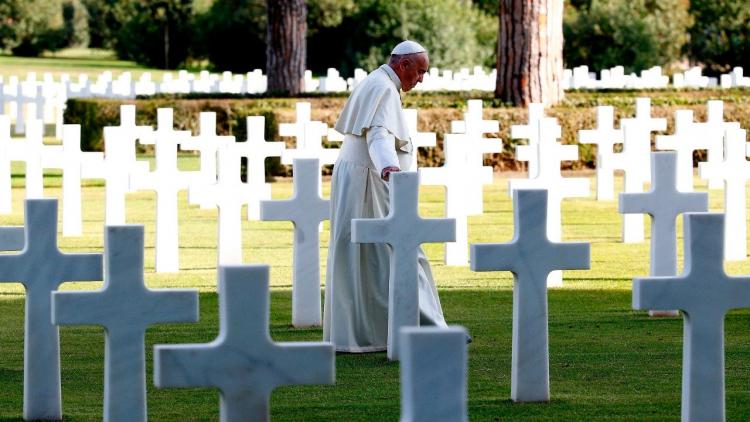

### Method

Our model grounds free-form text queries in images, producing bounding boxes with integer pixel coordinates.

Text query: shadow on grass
[1,289,749,420]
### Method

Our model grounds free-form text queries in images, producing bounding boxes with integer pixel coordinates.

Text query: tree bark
[266,0,307,95]
[495,0,564,106]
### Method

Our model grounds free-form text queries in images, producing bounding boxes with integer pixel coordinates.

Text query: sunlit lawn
[1,153,750,420]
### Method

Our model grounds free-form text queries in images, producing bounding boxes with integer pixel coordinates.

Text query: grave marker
[471,189,590,402]
[0,115,12,213]
[182,112,235,209]
[655,110,704,192]
[154,265,335,422]
[578,106,623,200]
[352,172,455,360]
[403,108,436,172]
[52,225,198,422]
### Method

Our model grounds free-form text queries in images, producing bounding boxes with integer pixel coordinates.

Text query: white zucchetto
[390,40,427,55]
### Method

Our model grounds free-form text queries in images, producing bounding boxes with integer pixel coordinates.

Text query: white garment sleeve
[366,126,400,174]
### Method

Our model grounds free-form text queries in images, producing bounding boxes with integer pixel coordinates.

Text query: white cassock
[323,64,447,352]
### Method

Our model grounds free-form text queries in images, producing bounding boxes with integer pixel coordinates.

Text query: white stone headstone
[698,128,750,261]
[12,118,46,199]
[578,106,623,200]
[696,101,741,190]
[351,172,455,360]
[0,199,102,420]
[513,103,549,178]
[280,102,338,168]
[154,265,335,421]
[130,108,195,272]
[633,213,750,422]
[508,118,589,286]
[620,152,708,316]
[471,189,590,402]
[52,225,198,422]
[654,110,704,192]
[260,159,329,327]
[181,112,235,209]
[449,100,501,214]
[230,116,284,220]
[403,108,436,172]
[400,326,468,422]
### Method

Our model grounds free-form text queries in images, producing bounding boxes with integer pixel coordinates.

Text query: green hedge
[63,89,750,175]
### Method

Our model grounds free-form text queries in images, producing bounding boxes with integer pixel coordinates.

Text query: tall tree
[266,0,306,95]
[495,0,564,106]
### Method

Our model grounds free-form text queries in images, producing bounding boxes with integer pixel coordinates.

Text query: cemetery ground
[1,156,750,420]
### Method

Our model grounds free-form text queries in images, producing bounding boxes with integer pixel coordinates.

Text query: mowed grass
[2,155,750,420]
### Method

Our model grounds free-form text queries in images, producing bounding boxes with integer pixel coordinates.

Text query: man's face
[398,53,429,92]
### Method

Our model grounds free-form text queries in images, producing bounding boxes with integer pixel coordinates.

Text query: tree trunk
[266,0,307,95]
[495,0,564,106]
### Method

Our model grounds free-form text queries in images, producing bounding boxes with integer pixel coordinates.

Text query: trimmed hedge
[63,89,750,175]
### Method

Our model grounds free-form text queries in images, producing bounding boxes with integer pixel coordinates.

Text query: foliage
[307,0,496,75]
[687,0,750,75]
[112,0,193,69]
[81,0,136,49]
[563,0,692,73]
[62,0,89,48]
[191,0,266,72]
[0,0,69,56]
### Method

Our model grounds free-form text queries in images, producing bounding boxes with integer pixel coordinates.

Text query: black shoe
[466,334,473,344]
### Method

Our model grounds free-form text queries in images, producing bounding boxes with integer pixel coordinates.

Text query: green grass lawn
[2,155,750,421]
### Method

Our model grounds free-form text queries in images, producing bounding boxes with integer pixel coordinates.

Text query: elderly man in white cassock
[323,40,455,353]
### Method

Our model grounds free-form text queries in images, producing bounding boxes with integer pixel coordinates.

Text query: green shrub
[0,0,68,56]
[688,0,750,75]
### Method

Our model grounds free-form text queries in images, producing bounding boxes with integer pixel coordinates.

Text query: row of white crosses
[0,197,467,421]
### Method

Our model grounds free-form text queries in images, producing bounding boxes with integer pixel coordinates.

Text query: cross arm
[59,252,103,281]
[148,288,200,324]
[618,192,653,214]
[470,243,520,272]
[0,227,24,250]
[351,218,392,244]
[632,277,684,311]
[153,343,221,388]
[271,343,335,388]
[418,218,456,244]
[259,200,295,221]
[552,242,590,270]
[51,290,106,326]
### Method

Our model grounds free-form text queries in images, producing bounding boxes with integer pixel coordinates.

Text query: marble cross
[471,189,590,402]
[102,105,153,177]
[130,108,195,272]
[699,128,750,261]
[280,102,338,168]
[403,108,436,172]
[52,225,198,422]
[633,212,750,422]
[655,110,704,192]
[419,134,484,266]
[12,118,46,199]
[0,115,12,213]
[154,265,335,421]
[578,106,623,200]
[508,118,589,286]
[260,159,329,327]
[613,118,659,243]
[450,99,501,214]
[0,199,102,420]
[696,101,740,189]
[0,226,24,250]
[400,326,468,422]
[182,112,235,209]
[191,144,255,265]
[231,116,284,220]
[43,125,103,236]
[620,152,708,316]
[351,172,455,360]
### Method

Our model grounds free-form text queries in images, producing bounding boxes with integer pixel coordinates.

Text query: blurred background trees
[1,0,748,76]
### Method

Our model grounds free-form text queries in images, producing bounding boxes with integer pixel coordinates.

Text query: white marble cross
[182,112,235,209]
[130,108,195,272]
[419,134,484,266]
[43,125,103,236]
[52,225,198,422]
[513,103,558,178]
[655,110,705,192]
[613,116,662,243]
[280,102,338,168]
[101,105,153,183]
[633,213,750,422]
[191,144,255,265]
[620,152,708,316]
[471,189,590,402]
[697,101,740,189]
[450,99,501,214]
[578,106,623,200]
[231,116,284,220]
[154,265,335,421]
[260,159,329,327]
[400,326,468,422]
[0,115,12,213]
[0,199,102,420]
[352,172,455,360]
[699,128,750,261]
[509,118,589,286]
[403,108,436,172]
[11,118,46,199]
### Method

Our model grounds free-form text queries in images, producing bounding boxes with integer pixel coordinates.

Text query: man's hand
[381,166,401,182]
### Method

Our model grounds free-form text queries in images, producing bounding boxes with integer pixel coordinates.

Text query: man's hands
[381,166,401,182]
